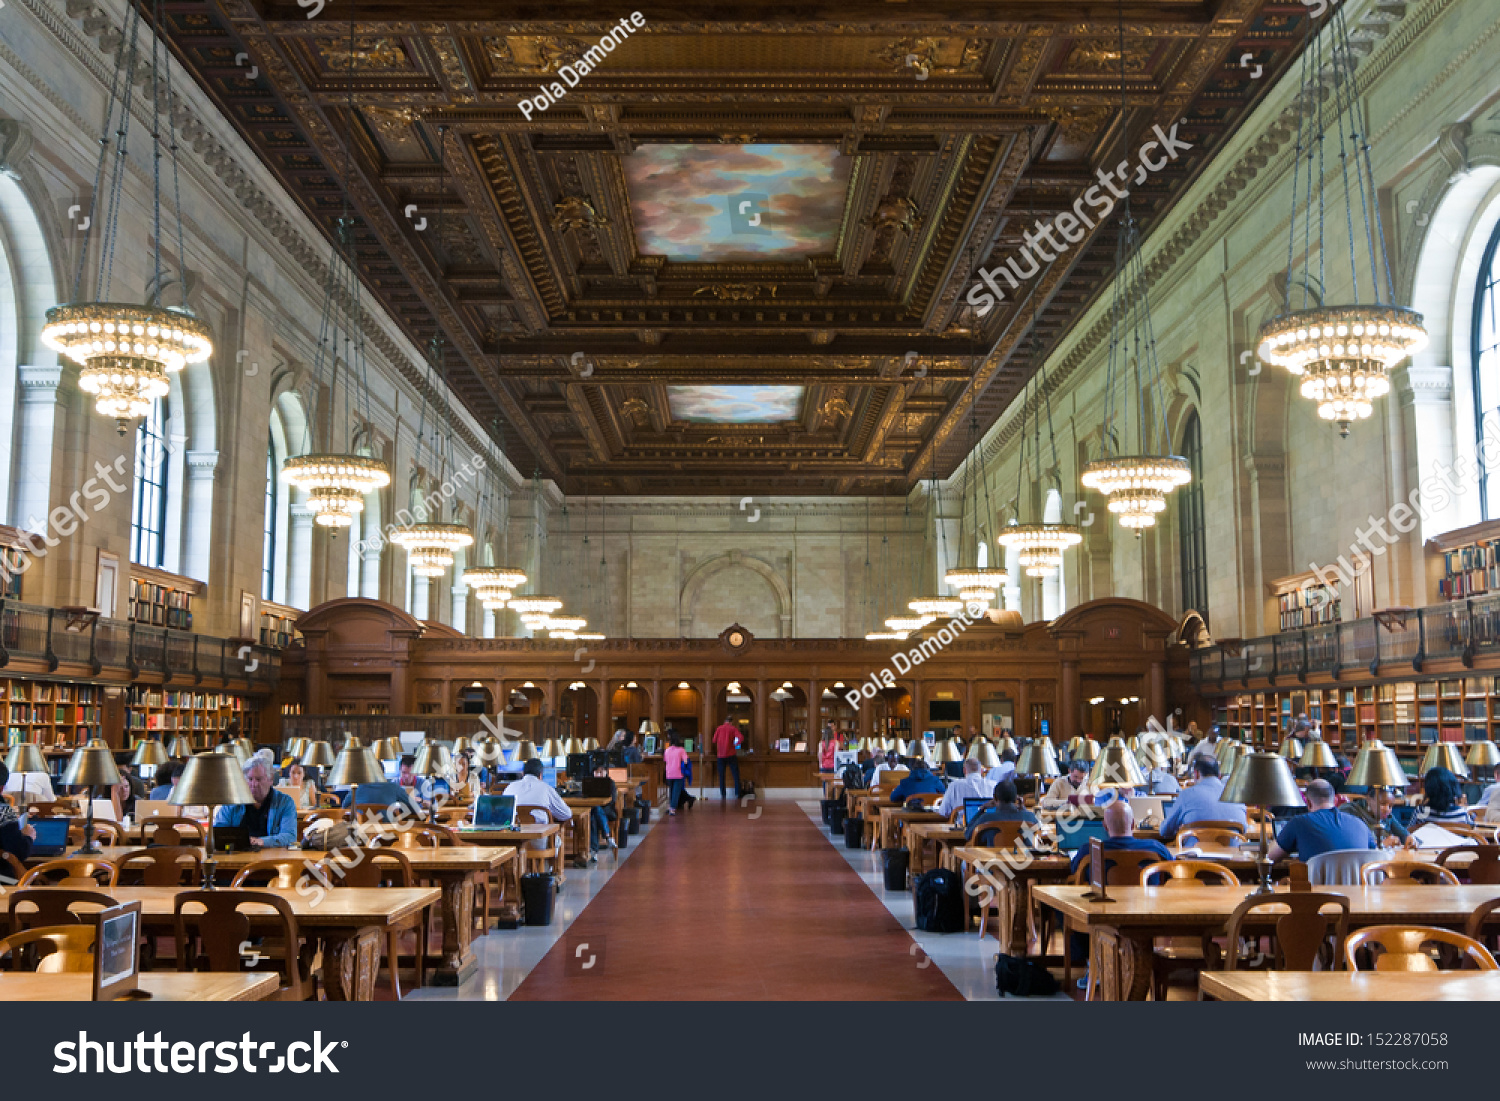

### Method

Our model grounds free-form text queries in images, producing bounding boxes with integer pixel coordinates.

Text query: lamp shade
[1278,736,1305,761]
[1220,752,1304,808]
[1136,740,1170,770]
[130,738,169,767]
[967,740,1000,769]
[540,738,564,759]
[1166,735,1186,759]
[514,740,538,762]
[371,737,403,762]
[166,736,192,758]
[4,742,48,775]
[1070,738,1101,763]
[1016,743,1060,778]
[1299,739,1337,769]
[285,737,309,759]
[451,737,472,756]
[171,753,254,807]
[1419,743,1470,779]
[300,740,337,768]
[1467,740,1500,769]
[1218,742,1245,780]
[935,738,964,763]
[216,741,250,764]
[1088,737,1147,789]
[1347,738,1407,789]
[639,720,661,735]
[326,744,385,788]
[236,737,255,758]
[61,739,122,788]
[994,736,1019,757]
[581,737,600,753]
[560,738,582,756]
[413,742,452,777]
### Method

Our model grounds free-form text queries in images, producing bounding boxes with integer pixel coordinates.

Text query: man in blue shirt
[965,781,1038,842]
[214,752,297,849]
[1268,779,1376,861]
[1068,801,1174,876]
[1159,757,1247,842]
[890,759,944,803]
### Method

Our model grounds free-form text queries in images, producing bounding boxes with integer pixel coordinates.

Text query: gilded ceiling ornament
[693,284,775,302]
[365,106,423,140]
[718,134,757,144]
[1066,39,1151,74]
[530,35,586,74]
[618,397,650,425]
[880,36,941,78]
[861,195,922,234]
[819,396,853,420]
[551,195,609,232]
[1039,105,1112,141]
[483,36,518,70]
[318,36,410,71]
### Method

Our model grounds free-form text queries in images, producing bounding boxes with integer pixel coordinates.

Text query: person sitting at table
[1068,800,1173,876]
[891,758,944,803]
[445,751,480,804]
[1267,779,1375,862]
[397,754,418,792]
[1185,724,1221,767]
[0,762,36,879]
[938,758,994,819]
[1041,760,1090,810]
[965,781,1038,842]
[1159,757,1246,843]
[986,749,1018,786]
[504,758,574,846]
[622,732,644,766]
[587,764,619,855]
[1340,787,1414,849]
[148,759,179,801]
[343,781,424,821]
[284,760,321,808]
[1409,766,1474,831]
[868,750,899,788]
[214,751,298,850]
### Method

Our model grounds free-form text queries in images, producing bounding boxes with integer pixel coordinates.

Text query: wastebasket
[829,804,846,833]
[521,873,557,926]
[820,798,838,824]
[883,847,910,891]
[626,807,640,835]
[844,816,864,849]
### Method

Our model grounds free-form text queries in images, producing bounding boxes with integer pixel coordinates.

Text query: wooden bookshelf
[3,677,104,748]
[125,687,249,752]
[128,566,202,631]
[1271,571,1340,632]
[258,601,301,648]
[1428,520,1500,602]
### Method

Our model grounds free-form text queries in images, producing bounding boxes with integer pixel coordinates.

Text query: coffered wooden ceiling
[157,0,1308,494]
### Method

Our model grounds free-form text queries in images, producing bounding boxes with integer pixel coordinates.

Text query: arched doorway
[663,681,701,743]
[506,683,544,719]
[561,682,598,732]
[872,686,912,744]
[715,681,753,735]
[770,682,807,749]
[817,681,857,745]
[610,681,649,734]
[455,682,492,714]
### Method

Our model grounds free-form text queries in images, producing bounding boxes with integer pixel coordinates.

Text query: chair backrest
[143,817,207,846]
[24,801,73,818]
[326,846,413,889]
[878,770,909,790]
[230,859,314,889]
[316,792,344,809]
[1141,859,1237,887]
[1178,826,1244,848]
[1437,845,1500,885]
[66,821,123,846]
[1224,892,1351,971]
[7,888,117,933]
[19,859,119,889]
[1345,924,1499,972]
[1182,819,1248,833]
[0,924,97,973]
[115,846,203,887]
[391,824,456,849]
[1465,897,1500,953]
[1072,849,1164,886]
[904,792,942,808]
[1306,848,1383,886]
[1360,860,1462,886]
[173,889,303,988]
[972,821,1026,849]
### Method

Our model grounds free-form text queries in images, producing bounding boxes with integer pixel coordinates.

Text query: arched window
[1178,410,1208,619]
[1473,220,1500,518]
[131,397,170,568]
[262,431,277,600]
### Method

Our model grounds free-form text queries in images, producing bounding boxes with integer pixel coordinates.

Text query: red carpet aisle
[510,795,963,1000]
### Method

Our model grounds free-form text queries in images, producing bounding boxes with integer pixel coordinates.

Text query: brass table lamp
[935,738,964,764]
[284,737,310,761]
[171,753,254,888]
[326,742,385,789]
[1348,738,1407,845]
[130,738,168,769]
[514,739,538,762]
[451,736,472,756]
[966,739,1000,769]
[166,736,192,759]
[299,740,337,769]
[1088,736,1147,794]
[1222,752,1304,893]
[1068,738,1101,763]
[1467,739,1500,781]
[61,739,121,855]
[1299,738,1337,771]
[1277,735,1305,762]
[4,742,50,805]
[540,738,565,761]
[1016,743,1060,781]
[371,737,403,762]
[1419,743,1469,779]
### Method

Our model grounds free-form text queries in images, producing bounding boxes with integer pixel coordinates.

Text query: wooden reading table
[0,971,279,1001]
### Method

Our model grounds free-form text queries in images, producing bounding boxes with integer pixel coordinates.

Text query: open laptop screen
[473,795,515,828]
[1056,819,1109,852]
[961,797,990,829]
[30,817,69,856]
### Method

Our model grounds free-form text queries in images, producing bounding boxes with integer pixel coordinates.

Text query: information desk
[0,971,279,1002]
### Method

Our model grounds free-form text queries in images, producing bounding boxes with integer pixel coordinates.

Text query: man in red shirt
[712,719,743,801]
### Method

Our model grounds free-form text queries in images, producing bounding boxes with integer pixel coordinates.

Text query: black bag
[637,800,651,824]
[829,804,846,833]
[994,953,1060,997]
[841,764,866,790]
[844,816,864,849]
[913,869,965,933]
[882,847,910,891]
[820,798,839,824]
[626,807,640,835]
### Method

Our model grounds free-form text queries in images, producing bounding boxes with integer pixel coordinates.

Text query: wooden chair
[1345,925,1499,972]
[390,823,457,848]
[1139,861,1237,999]
[0,925,97,973]
[23,801,73,818]
[173,890,318,1001]
[231,859,318,890]
[1463,897,1500,957]
[7,888,117,933]
[115,847,203,887]
[1437,844,1500,885]
[1359,860,1461,886]
[325,846,424,997]
[316,792,344,809]
[1177,826,1246,849]
[66,820,124,847]
[1065,849,1168,997]
[20,858,119,889]
[1,851,26,884]
[142,817,207,847]
[1219,892,1351,982]
[1182,819,1251,833]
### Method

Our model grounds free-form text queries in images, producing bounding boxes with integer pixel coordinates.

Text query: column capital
[1398,365,1454,406]
[290,503,316,523]
[185,449,219,473]
[17,364,62,400]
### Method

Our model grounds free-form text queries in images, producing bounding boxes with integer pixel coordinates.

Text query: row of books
[6,704,100,724]
[0,684,99,703]
[129,690,238,710]
[1277,586,1341,631]
[1438,566,1500,599]
[128,578,193,630]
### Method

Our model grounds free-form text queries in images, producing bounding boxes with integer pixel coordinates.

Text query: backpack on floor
[841,764,866,790]
[994,953,1060,997]
[913,869,964,933]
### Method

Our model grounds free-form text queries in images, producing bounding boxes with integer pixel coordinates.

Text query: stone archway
[679,550,791,638]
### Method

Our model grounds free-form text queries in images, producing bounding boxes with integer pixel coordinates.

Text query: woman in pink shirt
[663,735,695,815]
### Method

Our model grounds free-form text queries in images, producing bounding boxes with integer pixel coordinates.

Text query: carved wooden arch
[679,550,791,638]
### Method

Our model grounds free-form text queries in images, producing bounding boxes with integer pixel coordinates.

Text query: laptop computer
[134,800,176,820]
[471,794,515,828]
[581,777,613,799]
[29,817,69,858]
[1056,819,1109,852]
[1129,796,1166,828]
[961,796,990,829]
[211,824,253,853]
[607,767,630,785]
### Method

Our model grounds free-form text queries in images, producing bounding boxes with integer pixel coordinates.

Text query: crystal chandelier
[909,596,964,618]
[885,614,932,633]
[46,0,214,433]
[391,522,473,577]
[998,522,1086,576]
[547,615,588,632]
[1257,8,1427,437]
[510,595,564,616]
[1080,31,1188,533]
[282,454,390,528]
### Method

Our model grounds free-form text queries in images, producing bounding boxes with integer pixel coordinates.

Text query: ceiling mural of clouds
[624,144,851,261]
[667,385,805,423]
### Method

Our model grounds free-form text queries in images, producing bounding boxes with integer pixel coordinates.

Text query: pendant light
[907,374,963,620]
[389,127,473,573]
[1080,9,1190,530]
[280,16,391,521]
[944,357,1008,604]
[508,471,564,624]
[465,421,528,621]
[1257,5,1426,436]
[44,0,213,433]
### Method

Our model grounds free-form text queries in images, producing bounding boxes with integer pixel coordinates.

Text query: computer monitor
[566,753,590,780]
[382,759,399,782]
[607,748,626,768]
[961,796,990,829]
[1463,781,1485,806]
[472,794,515,828]
[586,749,608,774]
[542,765,559,788]
[1056,819,1109,852]
[29,817,69,857]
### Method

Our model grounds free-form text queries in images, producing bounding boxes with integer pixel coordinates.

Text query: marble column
[409,575,430,621]
[481,608,496,639]
[288,503,314,610]
[361,545,382,600]
[182,450,218,583]
[450,582,468,634]
[13,365,61,535]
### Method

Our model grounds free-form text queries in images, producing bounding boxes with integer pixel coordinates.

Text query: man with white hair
[213,750,297,849]
[937,758,994,819]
